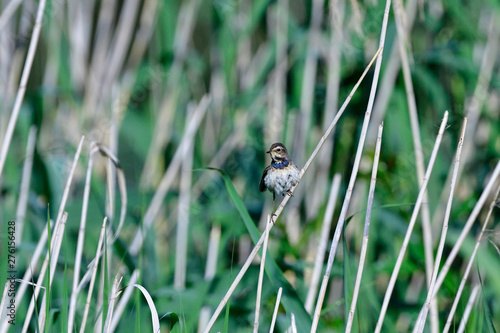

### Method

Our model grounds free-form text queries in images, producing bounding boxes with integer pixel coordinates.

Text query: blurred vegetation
[0,0,499,331]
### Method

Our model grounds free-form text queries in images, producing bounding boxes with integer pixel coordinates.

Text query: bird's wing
[259,165,271,192]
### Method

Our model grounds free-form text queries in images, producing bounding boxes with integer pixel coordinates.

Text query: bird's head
[267,142,289,162]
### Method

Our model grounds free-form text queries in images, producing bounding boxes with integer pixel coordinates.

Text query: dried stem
[415,118,467,332]
[0,0,47,178]
[346,123,384,332]
[253,216,271,333]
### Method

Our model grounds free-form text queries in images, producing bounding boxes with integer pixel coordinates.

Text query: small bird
[260,143,300,205]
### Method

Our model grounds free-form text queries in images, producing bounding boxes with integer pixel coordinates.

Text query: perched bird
[260,143,300,203]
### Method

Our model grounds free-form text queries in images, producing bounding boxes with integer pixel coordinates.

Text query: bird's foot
[286,190,293,197]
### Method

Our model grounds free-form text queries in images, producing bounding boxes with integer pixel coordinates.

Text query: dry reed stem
[431,159,500,296]
[269,287,283,333]
[346,123,383,332]
[253,216,271,333]
[0,0,47,179]
[374,111,449,332]
[457,284,480,333]
[130,96,210,255]
[202,47,382,333]
[310,0,391,328]
[101,0,142,100]
[304,173,342,313]
[80,217,108,333]
[198,225,222,333]
[104,275,123,332]
[95,143,127,244]
[0,0,22,31]
[0,282,8,321]
[68,143,99,333]
[415,118,467,332]
[175,107,195,290]
[37,212,68,332]
[109,270,140,332]
[441,184,500,333]
[15,126,37,240]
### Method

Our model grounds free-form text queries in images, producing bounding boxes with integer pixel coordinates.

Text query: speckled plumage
[260,143,300,200]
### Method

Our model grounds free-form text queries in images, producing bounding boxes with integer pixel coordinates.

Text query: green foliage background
[0,0,499,331]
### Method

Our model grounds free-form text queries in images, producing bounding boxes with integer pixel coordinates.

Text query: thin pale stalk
[457,284,480,333]
[269,287,283,333]
[80,217,108,333]
[175,109,195,290]
[0,0,47,179]
[0,0,23,31]
[375,111,449,333]
[109,270,140,332]
[103,275,123,332]
[311,0,391,329]
[202,47,382,333]
[415,118,467,332]
[15,126,37,240]
[304,173,341,313]
[442,185,500,333]
[37,213,68,332]
[253,216,271,333]
[69,144,99,333]
[346,123,384,332]
[0,282,8,320]
[432,159,500,296]
[198,225,221,333]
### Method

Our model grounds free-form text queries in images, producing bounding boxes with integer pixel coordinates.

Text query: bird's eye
[277,148,282,151]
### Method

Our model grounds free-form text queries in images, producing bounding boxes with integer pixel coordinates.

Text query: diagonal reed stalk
[253,215,271,333]
[37,212,68,332]
[80,217,108,333]
[374,111,449,332]
[457,284,480,333]
[202,46,383,333]
[345,123,384,332]
[414,118,467,332]
[0,0,47,179]
[68,143,99,333]
[310,0,391,330]
[269,287,283,333]
[441,184,500,333]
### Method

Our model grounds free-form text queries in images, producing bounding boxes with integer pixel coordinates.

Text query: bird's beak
[266,150,271,154]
